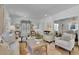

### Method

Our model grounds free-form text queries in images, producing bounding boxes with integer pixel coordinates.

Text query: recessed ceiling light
[44,14,47,17]
[24,16,27,18]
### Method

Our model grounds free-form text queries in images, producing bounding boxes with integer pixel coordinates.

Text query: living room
[0,4,79,55]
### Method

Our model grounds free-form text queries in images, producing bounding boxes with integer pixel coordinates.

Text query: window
[69,24,78,31]
[54,24,59,31]
[70,24,75,29]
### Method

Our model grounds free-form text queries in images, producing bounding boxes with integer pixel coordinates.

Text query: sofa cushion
[60,33,71,41]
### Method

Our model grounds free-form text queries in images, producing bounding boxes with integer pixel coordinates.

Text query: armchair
[2,31,20,55]
[43,32,55,44]
[55,33,75,54]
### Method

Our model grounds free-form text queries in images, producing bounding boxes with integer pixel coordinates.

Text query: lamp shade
[9,25,15,31]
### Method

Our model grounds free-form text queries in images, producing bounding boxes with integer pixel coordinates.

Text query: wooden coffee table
[27,39,48,55]
[32,42,47,55]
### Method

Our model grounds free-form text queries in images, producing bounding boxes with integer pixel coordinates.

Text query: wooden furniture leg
[69,51,71,55]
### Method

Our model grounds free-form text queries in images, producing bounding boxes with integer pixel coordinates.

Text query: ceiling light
[44,14,47,17]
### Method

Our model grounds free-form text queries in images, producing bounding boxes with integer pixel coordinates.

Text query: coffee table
[27,39,47,55]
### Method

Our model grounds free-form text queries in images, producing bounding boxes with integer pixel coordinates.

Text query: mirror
[20,20,31,38]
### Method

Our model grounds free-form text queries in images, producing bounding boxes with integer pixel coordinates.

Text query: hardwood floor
[25,42,79,55]
[19,41,28,55]
[47,42,79,55]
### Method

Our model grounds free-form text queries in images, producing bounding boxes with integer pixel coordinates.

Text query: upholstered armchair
[43,32,55,44]
[55,33,75,54]
[2,31,20,55]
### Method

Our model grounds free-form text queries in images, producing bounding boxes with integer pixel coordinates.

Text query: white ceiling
[5,4,78,20]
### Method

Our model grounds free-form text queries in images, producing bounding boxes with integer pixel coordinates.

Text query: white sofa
[55,33,75,54]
